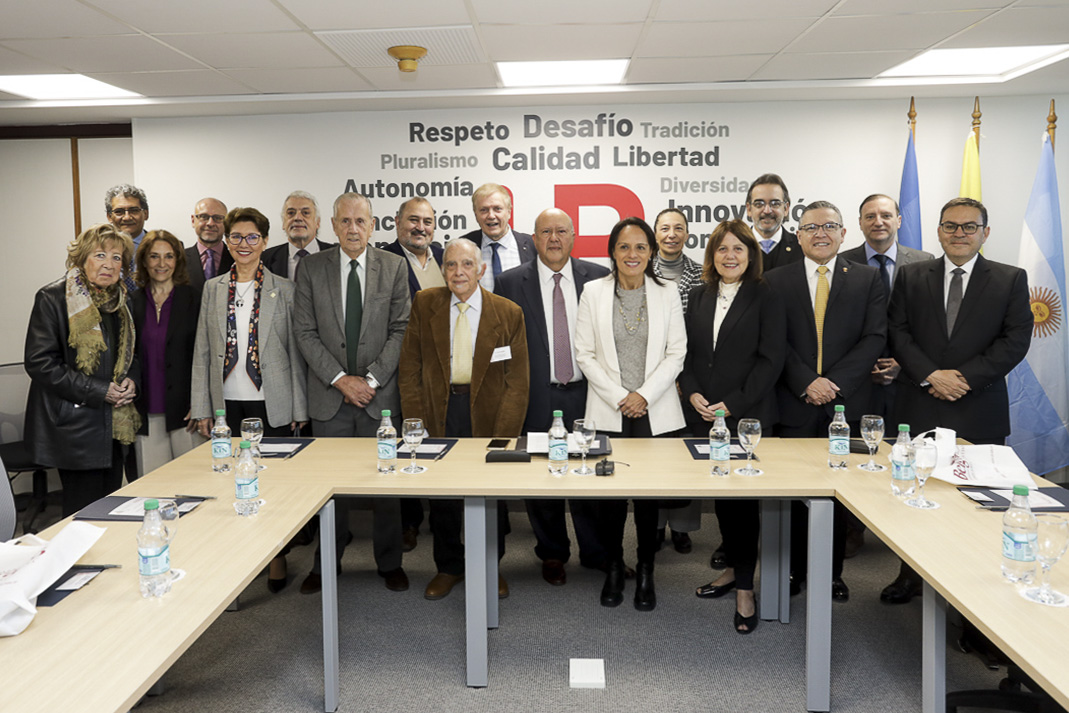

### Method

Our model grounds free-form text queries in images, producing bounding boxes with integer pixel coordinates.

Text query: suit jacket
[760,228,804,272]
[764,257,887,427]
[261,239,336,280]
[678,280,786,430]
[399,287,529,438]
[575,276,687,435]
[132,283,200,433]
[185,244,233,291]
[293,246,411,422]
[839,242,934,289]
[459,228,537,265]
[190,268,307,427]
[494,257,610,432]
[381,239,446,297]
[889,255,1032,441]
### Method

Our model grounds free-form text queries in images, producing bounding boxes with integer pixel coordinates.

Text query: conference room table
[2,437,1067,713]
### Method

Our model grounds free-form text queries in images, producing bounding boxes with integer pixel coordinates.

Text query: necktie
[202,249,215,279]
[946,267,965,336]
[552,273,574,384]
[874,253,891,297]
[490,242,503,277]
[345,259,362,375]
[760,239,775,254]
[294,248,309,280]
[815,265,830,375]
[452,302,472,385]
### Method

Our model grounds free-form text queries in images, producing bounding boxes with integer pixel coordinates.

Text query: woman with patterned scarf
[24,223,141,517]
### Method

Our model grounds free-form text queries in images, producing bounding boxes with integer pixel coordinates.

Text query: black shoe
[734,607,759,635]
[832,577,850,602]
[671,530,693,554]
[789,573,804,597]
[634,562,656,611]
[402,526,418,553]
[695,579,736,599]
[600,560,625,608]
[880,576,922,604]
[710,546,728,570]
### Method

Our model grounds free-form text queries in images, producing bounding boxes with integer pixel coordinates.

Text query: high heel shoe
[267,555,288,594]
[734,595,758,635]
[695,579,736,599]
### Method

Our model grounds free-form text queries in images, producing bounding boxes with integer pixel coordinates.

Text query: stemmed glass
[1023,515,1069,606]
[905,439,940,509]
[240,417,265,471]
[572,419,596,475]
[735,419,763,476]
[401,418,427,474]
[858,414,886,472]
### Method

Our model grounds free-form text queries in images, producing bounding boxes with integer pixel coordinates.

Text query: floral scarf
[223,262,264,390]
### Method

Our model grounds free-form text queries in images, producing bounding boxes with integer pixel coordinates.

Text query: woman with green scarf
[24,223,141,517]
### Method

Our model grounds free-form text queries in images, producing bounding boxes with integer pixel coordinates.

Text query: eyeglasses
[226,233,262,246]
[195,213,225,223]
[109,207,144,217]
[799,222,843,235]
[939,221,983,235]
[749,199,785,210]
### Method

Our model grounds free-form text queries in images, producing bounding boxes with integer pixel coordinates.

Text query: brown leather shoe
[498,574,509,599]
[542,559,566,586]
[402,527,418,553]
[424,572,463,600]
[378,567,409,592]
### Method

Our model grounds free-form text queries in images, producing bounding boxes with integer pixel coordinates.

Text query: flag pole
[1048,99,1057,150]
[971,96,982,150]
[908,96,916,142]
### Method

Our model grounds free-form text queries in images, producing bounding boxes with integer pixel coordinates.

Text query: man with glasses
[745,173,804,271]
[105,184,150,292]
[187,197,232,290]
[765,200,887,602]
[263,191,335,280]
[292,192,412,595]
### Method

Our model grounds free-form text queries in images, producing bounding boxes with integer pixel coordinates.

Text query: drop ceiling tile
[940,7,1069,47]
[481,24,643,62]
[223,67,373,93]
[627,55,772,83]
[82,0,298,34]
[276,0,471,30]
[0,0,132,38]
[470,0,653,24]
[360,63,497,91]
[160,32,343,69]
[655,0,838,22]
[317,26,482,67]
[2,36,203,73]
[0,44,69,73]
[786,11,993,52]
[637,19,812,57]
[87,70,255,96]
[834,0,1008,14]
[752,50,915,80]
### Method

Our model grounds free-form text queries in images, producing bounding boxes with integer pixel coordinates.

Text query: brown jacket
[399,286,529,438]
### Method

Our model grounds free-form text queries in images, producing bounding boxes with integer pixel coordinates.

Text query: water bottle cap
[553,410,563,418]
[382,410,391,417]
[144,499,159,510]
[834,405,845,413]
[239,440,251,448]
[898,423,910,431]
[714,409,725,417]
[215,409,226,417]
[1012,484,1031,496]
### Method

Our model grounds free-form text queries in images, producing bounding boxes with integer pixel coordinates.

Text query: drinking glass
[1023,515,1069,606]
[401,418,427,474]
[240,417,266,471]
[572,419,596,475]
[735,419,763,476]
[905,439,940,509]
[858,414,886,472]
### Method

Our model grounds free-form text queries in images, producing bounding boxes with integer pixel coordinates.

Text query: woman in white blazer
[575,217,686,612]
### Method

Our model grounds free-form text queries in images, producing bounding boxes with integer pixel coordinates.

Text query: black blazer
[185,244,233,291]
[493,257,610,432]
[764,257,887,427]
[889,255,1032,441]
[131,284,201,434]
[678,280,786,431]
[459,229,537,265]
[761,228,804,272]
[261,239,336,280]
[381,239,446,297]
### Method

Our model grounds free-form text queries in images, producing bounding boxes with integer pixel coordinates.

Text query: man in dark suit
[458,182,536,291]
[879,197,1032,603]
[764,200,887,602]
[746,173,804,272]
[186,197,232,291]
[293,192,411,595]
[494,208,610,586]
[382,197,445,297]
[262,191,335,280]
[399,238,529,600]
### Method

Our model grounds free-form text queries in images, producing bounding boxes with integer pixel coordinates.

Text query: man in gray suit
[293,192,412,594]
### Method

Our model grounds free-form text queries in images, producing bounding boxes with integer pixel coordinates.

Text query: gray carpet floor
[107,501,1013,713]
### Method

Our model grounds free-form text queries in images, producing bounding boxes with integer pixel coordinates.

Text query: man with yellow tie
[399,238,529,600]
[764,200,887,603]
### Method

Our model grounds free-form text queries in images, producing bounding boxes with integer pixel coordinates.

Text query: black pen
[175,494,216,500]
[71,564,121,570]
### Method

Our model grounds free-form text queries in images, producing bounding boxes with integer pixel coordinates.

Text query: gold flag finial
[1048,99,1057,150]
[908,97,917,141]
[972,96,982,149]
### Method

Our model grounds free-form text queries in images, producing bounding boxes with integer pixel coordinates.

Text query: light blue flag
[898,131,923,250]
[1008,133,1069,475]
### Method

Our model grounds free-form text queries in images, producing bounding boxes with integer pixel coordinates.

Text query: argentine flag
[1008,133,1069,475]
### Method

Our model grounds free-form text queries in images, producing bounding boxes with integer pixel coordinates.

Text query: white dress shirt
[942,253,978,306]
[223,281,264,401]
[478,230,520,291]
[287,239,321,279]
[536,259,583,384]
[803,256,837,309]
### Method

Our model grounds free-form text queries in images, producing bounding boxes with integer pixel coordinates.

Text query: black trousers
[595,414,661,565]
[59,440,125,518]
[715,498,761,590]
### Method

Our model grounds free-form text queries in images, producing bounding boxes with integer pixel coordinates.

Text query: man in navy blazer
[262,191,335,280]
[458,182,536,291]
[746,173,804,272]
[764,200,887,602]
[494,208,610,585]
[186,197,233,291]
[381,197,446,297]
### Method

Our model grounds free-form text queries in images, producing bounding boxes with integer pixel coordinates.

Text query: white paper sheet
[525,432,601,454]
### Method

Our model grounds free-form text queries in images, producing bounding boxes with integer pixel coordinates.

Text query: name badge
[491,346,512,363]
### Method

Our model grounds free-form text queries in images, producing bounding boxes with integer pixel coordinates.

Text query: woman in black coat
[24,223,140,517]
[678,219,786,634]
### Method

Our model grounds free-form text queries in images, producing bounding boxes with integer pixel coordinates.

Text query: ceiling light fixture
[497,59,629,88]
[879,45,1069,82]
[388,45,428,73]
[0,74,141,100]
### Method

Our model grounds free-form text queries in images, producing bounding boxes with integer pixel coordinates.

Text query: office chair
[0,439,48,534]
[1,448,18,540]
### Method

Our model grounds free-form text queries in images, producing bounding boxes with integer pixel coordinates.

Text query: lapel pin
[270,291,277,298]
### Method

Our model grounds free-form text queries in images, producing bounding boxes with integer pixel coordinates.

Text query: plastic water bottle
[377,410,397,474]
[1002,484,1037,584]
[211,408,231,472]
[548,410,569,476]
[890,424,915,498]
[828,405,849,469]
[709,409,730,476]
[138,498,172,598]
[234,440,260,516]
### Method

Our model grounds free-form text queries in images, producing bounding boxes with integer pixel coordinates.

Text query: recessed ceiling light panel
[0,74,142,100]
[879,45,1069,82]
[497,59,629,88]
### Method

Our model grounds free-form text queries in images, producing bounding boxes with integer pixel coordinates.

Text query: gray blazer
[840,242,934,291]
[191,267,307,427]
[293,245,411,422]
